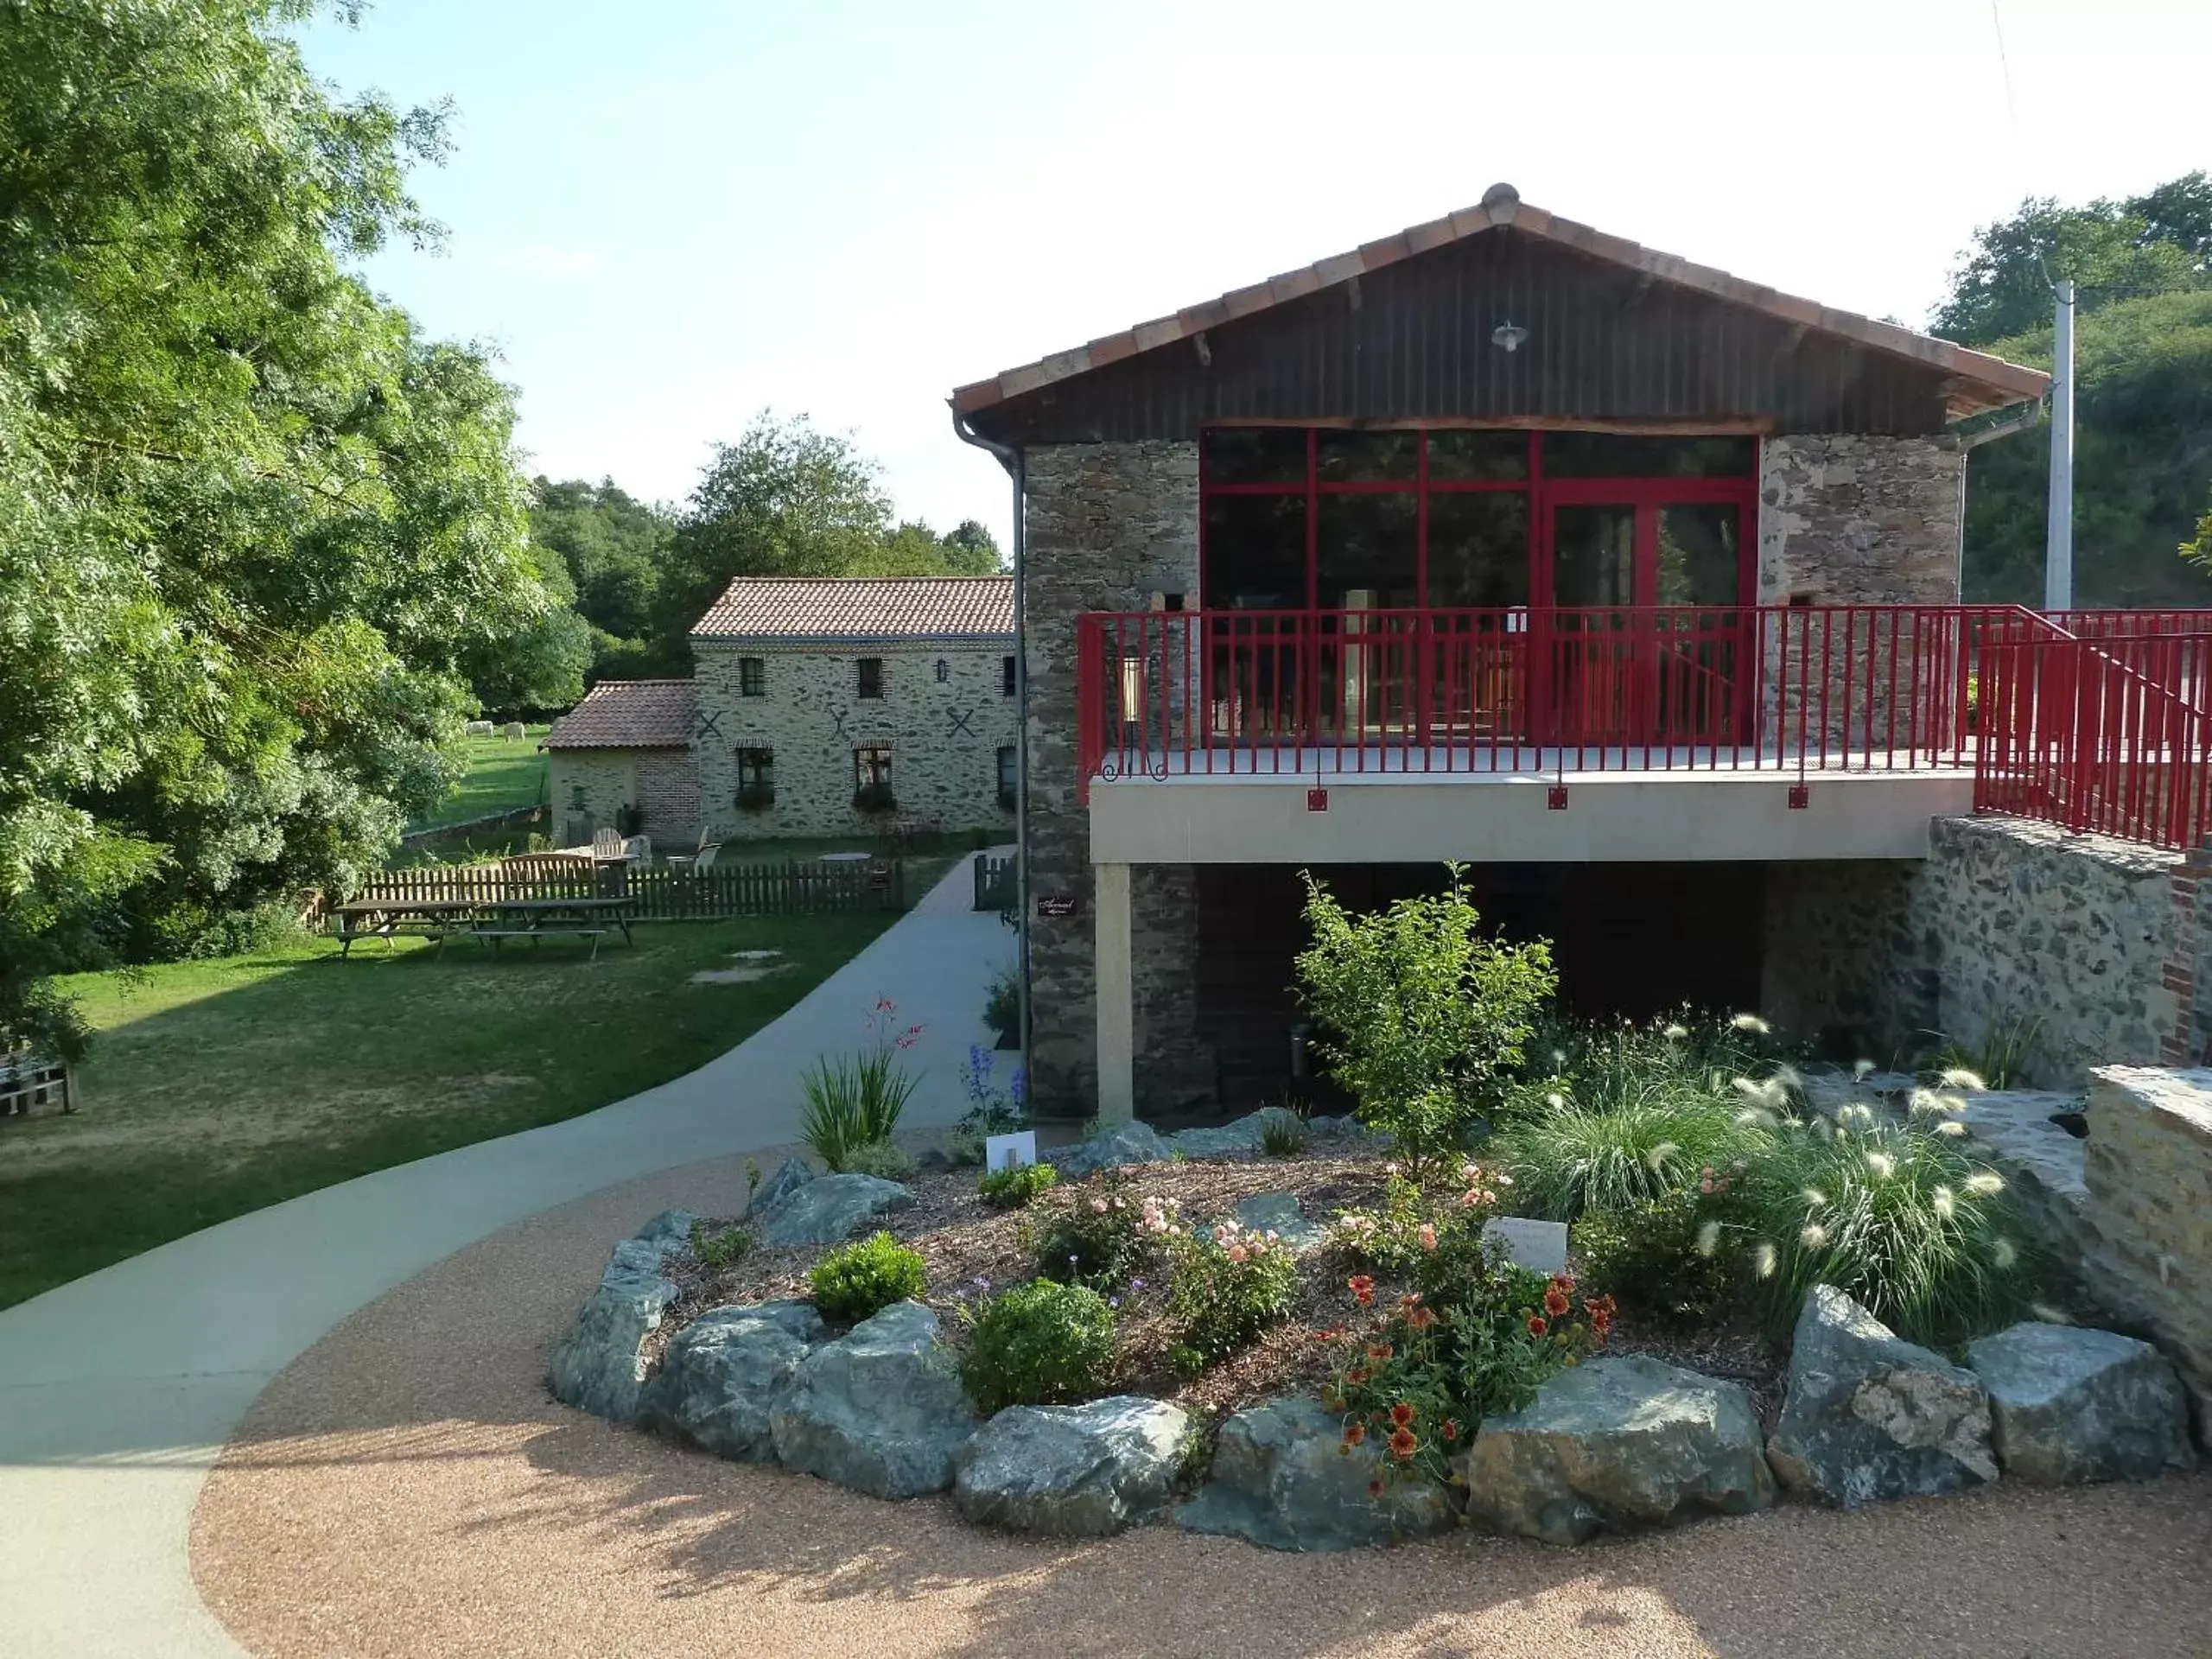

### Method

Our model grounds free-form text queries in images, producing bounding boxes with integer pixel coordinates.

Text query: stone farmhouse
[949,182,2212,1126]
[546,575,1018,847]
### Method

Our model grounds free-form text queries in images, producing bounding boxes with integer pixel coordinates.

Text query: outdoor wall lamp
[1491,320,1529,353]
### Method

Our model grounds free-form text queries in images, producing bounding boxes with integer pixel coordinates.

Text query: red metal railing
[1073,604,2212,850]
[1976,626,2212,849]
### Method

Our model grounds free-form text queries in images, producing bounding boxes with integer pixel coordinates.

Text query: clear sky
[297,0,2212,548]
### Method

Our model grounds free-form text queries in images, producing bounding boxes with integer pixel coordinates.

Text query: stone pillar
[1095,861,1135,1124]
[2083,1065,2212,1421]
[1020,441,1205,1116]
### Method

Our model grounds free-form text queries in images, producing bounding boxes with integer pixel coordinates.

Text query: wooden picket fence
[338,856,907,923]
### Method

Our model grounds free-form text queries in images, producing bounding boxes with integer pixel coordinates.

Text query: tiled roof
[543,680,696,749]
[692,575,1014,642]
[951,183,2050,423]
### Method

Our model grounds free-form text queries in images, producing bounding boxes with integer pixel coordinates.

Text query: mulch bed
[656,1149,1786,1430]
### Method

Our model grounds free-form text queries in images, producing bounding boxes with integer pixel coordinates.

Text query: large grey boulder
[1175,1397,1454,1552]
[548,1209,697,1423]
[1766,1286,1998,1506]
[1047,1120,1173,1177]
[747,1156,816,1216]
[1166,1108,1305,1160]
[1233,1191,1330,1255]
[1457,1355,1775,1544]
[1967,1322,2196,1484]
[748,1172,912,1247]
[642,1300,824,1461]
[953,1396,1191,1536]
[771,1301,978,1498]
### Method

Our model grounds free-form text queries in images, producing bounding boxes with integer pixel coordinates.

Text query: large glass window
[1198,428,1754,612]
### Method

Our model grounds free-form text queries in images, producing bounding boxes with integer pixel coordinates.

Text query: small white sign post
[983,1130,1039,1173]
[1482,1216,1570,1275]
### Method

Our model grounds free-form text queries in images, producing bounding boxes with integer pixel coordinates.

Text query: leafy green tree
[1,0,562,1046]
[1939,176,2212,607]
[941,518,1003,573]
[527,477,677,678]
[1295,864,1557,1179]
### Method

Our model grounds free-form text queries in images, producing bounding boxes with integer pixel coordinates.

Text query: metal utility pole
[2044,279,2075,611]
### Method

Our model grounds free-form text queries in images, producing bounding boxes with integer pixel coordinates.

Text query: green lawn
[1,911,900,1310]
[410,725,550,830]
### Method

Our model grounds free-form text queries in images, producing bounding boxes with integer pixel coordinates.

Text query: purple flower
[1009,1068,1028,1107]
[1129,1277,1147,1292]
[1108,1297,1121,1309]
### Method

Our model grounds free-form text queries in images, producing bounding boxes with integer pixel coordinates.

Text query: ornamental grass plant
[1737,1106,2039,1346]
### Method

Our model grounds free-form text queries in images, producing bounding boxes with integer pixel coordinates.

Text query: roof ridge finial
[1480,181,1520,223]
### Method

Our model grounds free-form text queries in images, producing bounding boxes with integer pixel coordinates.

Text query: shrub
[1166,1219,1298,1372]
[799,1000,924,1171]
[979,1160,1058,1211]
[1030,1179,1167,1290]
[958,1279,1118,1414]
[1571,1176,1744,1325]
[1327,1245,1613,1484]
[809,1231,927,1324]
[1491,1087,1760,1221]
[1294,863,1555,1179]
[1737,1112,2038,1345]
[983,967,1021,1050]
[842,1139,917,1179]
[689,1221,752,1274]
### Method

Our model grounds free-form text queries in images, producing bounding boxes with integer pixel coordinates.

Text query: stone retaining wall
[2082,1066,2212,1420]
[1764,817,2193,1085]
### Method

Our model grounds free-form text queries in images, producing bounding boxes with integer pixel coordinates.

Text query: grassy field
[410,725,550,830]
[0,911,902,1310]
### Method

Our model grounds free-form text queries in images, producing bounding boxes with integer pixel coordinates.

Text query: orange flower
[1389,1402,1415,1428]
[1544,1286,1572,1318]
[1366,1342,1394,1362]
[1348,1274,1375,1297]
[1527,1314,1549,1338]
[1388,1427,1420,1460]
[1345,1366,1369,1386]
[1343,1421,1367,1446]
[1407,1305,1437,1332]
[1441,1419,1460,1442]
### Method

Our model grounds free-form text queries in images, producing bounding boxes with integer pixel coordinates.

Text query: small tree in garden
[1295,865,1555,1179]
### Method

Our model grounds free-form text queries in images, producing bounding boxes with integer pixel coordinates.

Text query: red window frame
[1197,428,1759,610]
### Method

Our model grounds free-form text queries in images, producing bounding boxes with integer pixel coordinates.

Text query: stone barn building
[946,182,2212,1122]
[544,575,1018,846]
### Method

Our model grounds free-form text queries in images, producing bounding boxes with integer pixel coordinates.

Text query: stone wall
[1760,860,1935,1061]
[2082,1065,2212,1418]
[1022,441,1212,1117]
[1756,435,1967,605]
[550,748,702,846]
[693,640,1018,841]
[1764,818,2188,1085]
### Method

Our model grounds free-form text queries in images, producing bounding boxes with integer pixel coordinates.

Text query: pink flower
[1227,1244,1249,1263]
[1418,1224,1438,1251]
[1090,1197,1109,1214]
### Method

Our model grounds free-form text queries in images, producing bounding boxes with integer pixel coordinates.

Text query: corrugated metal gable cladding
[968,231,1954,445]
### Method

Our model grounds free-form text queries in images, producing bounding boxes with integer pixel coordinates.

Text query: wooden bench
[1,1050,73,1118]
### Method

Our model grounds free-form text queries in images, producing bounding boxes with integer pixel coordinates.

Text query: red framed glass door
[1536,487,1752,747]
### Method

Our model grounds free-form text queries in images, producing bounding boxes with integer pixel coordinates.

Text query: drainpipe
[950,410,1033,1078]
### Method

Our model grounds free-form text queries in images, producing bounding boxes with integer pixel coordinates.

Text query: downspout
[950,410,1033,1078]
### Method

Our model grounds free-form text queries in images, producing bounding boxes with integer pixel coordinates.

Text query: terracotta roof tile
[543,680,695,750]
[950,182,2050,421]
[691,575,1014,642]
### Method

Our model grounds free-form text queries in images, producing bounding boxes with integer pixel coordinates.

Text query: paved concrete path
[0,855,1014,1659]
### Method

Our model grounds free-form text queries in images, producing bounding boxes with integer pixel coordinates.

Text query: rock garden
[549,870,2202,1553]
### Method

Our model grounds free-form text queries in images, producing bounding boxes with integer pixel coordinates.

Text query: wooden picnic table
[333,895,637,961]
